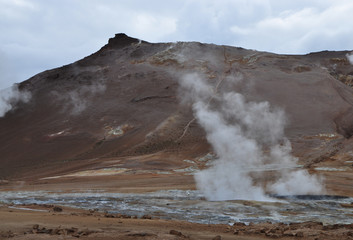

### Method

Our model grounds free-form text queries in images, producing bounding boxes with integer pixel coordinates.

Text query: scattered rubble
[52,206,63,212]
[230,221,353,239]
[27,224,98,237]
[169,229,188,238]
[0,231,14,238]
[127,232,157,237]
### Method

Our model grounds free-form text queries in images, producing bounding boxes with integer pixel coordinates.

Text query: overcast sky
[1,0,353,89]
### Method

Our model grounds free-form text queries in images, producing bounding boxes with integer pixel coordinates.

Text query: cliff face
[1,33,353,179]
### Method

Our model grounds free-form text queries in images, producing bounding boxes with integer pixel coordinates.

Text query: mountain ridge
[1,34,353,182]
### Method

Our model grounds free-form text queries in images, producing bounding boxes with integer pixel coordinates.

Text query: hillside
[1,34,353,197]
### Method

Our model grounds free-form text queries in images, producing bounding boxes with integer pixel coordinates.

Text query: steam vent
[1,34,353,238]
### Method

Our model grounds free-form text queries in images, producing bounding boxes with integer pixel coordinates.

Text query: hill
[1,34,353,197]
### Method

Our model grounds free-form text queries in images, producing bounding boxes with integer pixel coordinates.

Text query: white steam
[0,84,31,117]
[180,73,324,201]
[52,82,106,115]
[347,52,353,65]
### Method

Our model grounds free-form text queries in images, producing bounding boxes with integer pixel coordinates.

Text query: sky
[1,0,353,89]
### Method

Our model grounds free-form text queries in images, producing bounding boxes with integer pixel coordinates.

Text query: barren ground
[1,154,353,239]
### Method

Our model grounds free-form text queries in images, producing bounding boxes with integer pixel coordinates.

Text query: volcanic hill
[1,33,353,196]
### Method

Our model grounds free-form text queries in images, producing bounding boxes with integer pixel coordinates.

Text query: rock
[294,65,311,73]
[43,228,52,234]
[301,221,323,229]
[78,229,91,236]
[0,231,14,238]
[233,222,246,227]
[244,229,256,234]
[128,232,147,237]
[346,223,353,229]
[32,227,51,234]
[72,233,81,238]
[67,227,78,234]
[141,214,152,219]
[170,230,183,236]
[43,204,53,208]
[104,213,115,218]
[212,235,222,240]
[89,209,95,213]
[105,33,140,49]
[296,231,304,237]
[233,229,244,235]
[270,233,281,238]
[53,206,63,212]
[27,226,96,237]
[283,230,296,237]
[289,222,301,230]
[51,228,60,235]
[127,232,157,237]
[323,224,345,230]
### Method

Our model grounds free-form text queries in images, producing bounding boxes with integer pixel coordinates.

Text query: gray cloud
[0,50,18,89]
[230,2,353,53]
[1,0,353,90]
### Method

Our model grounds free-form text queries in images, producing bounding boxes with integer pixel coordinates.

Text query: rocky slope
[1,33,353,180]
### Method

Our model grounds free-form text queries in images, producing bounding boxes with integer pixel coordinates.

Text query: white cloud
[229,1,353,53]
[230,25,250,35]
[130,14,177,42]
[12,0,35,9]
[0,0,181,88]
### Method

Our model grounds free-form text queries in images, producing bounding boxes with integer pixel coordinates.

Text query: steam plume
[0,84,31,117]
[52,82,106,115]
[347,52,353,65]
[180,73,324,201]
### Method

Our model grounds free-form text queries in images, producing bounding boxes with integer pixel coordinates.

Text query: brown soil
[1,204,353,240]
[1,158,353,239]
